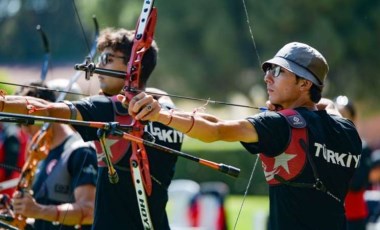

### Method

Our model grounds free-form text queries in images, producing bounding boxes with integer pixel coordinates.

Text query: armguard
[61,100,77,120]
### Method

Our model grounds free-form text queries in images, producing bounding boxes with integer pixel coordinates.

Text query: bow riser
[121,1,158,227]
[125,6,157,94]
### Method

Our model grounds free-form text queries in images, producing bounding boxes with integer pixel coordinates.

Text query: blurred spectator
[335,95,373,230]
[369,150,380,184]
[189,182,229,230]
[0,74,28,197]
[366,149,380,228]
[168,179,200,228]
[0,122,28,197]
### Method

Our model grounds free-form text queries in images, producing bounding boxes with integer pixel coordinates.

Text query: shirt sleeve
[68,147,98,188]
[73,95,114,141]
[241,111,290,157]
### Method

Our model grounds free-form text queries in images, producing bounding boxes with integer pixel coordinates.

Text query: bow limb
[36,25,50,83]
[124,0,157,198]
[124,2,157,94]
[115,2,158,228]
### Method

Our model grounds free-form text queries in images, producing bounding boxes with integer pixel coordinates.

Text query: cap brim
[262,57,322,87]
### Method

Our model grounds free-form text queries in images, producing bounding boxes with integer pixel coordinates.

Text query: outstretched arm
[127,92,258,143]
[1,95,83,120]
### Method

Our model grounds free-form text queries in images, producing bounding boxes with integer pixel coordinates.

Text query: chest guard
[259,109,308,185]
[35,134,93,203]
[94,96,132,167]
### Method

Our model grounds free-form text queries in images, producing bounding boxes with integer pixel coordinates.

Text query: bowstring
[71,1,92,59]
[232,0,263,228]
[48,1,99,229]
[241,0,262,68]
[233,155,259,230]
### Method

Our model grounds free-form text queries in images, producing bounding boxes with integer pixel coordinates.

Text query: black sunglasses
[97,53,126,66]
[266,65,282,78]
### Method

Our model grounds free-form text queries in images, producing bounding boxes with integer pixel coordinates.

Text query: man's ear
[300,79,313,90]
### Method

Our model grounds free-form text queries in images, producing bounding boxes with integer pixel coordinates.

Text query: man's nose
[264,71,273,83]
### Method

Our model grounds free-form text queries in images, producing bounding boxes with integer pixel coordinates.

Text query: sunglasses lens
[274,66,280,77]
[97,53,108,66]
[266,66,281,77]
[102,53,108,66]
[268,66,280,77]
[97,53,127,66]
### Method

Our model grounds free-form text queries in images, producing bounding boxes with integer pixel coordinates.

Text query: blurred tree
[0,0,95,63]
[0,70,17,94]
[0,0,379,113]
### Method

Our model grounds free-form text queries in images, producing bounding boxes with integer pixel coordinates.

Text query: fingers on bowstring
[135,102,152,120]
[265,100,283,111]
[139,102,160,121]
[132,94,154,113]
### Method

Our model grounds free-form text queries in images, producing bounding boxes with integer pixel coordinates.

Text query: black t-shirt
[241,108,362,230]
[73,95,183,230]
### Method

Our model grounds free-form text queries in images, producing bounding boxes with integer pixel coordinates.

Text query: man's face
[97,47,127,96]
[264,64,305,108]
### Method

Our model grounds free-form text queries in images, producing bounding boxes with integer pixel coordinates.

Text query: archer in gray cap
[262,42,328,88]
[129,41,362,230]
[261,42,330,109]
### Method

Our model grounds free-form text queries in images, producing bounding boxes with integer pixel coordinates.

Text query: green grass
[226,195,269,230]
[182,136,244,151]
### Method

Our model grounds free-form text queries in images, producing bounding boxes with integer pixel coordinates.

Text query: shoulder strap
[278,109,307,128]
[276,109,342,203]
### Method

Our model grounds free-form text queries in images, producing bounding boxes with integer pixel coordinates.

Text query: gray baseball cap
[262,42,329,88]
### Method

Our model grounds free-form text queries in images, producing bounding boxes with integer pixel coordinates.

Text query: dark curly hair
[97,28,158,88]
